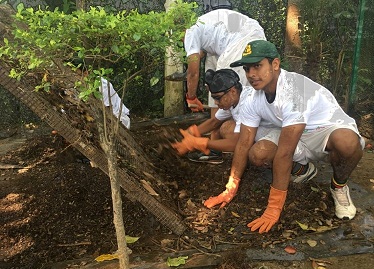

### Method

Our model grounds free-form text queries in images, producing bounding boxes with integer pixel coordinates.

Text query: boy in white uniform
[172,69,317,186]
[173,69,254,164]
[204,40,364,233]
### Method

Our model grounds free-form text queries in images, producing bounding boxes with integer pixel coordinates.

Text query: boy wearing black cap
[206,40,364,233]
[173,69,317,188]
[172,68,253,164]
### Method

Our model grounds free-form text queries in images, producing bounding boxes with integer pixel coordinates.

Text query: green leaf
[166,256,188,267]
[16,3,25,13]
[150,77,159,87]
[9,69,22,81]
[133,33,141,41]
[296,221,310,231]
[111,44,119,53]
[43,82,51,92]
[125,235,140,244]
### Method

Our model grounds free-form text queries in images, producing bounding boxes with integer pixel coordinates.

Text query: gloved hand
[204,176,240,208]
[187,124,201,137]
[247,185,287,233]
[186,94,204,112]
[172,129,209,155]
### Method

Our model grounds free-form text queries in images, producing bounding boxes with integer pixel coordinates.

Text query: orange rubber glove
[186,94,204,112]
[172,129,209,156]
[204,176,240,208]
[187,124,201,137]
[247,185,287,234]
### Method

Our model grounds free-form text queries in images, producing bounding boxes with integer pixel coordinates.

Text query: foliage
[0,0,198,115]
[236,0,287,55]
[298,0,359,107]
[0,0,287,117]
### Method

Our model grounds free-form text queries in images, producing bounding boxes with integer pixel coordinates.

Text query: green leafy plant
[238,0,287,55]
[0,2,198,267]
[0,1,197,103]
[298,0,359,107]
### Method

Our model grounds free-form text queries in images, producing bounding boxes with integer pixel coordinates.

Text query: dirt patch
[0,123,374,269]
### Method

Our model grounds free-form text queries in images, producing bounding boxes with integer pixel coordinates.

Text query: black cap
[205,69,240,94]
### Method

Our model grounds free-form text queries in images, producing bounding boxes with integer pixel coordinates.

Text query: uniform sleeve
[184,26,201,57]
[240,94,261,128]
[214,108,232,121]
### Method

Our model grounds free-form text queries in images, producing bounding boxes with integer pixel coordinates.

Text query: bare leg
[326,128,363,220]
[248,140,278,168]
[209,107,219,141]
[219,119,236,140]
[249,139,317,183]
[326,129,363,183]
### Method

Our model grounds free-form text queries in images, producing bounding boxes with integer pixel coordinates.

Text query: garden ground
[0,116,373,269]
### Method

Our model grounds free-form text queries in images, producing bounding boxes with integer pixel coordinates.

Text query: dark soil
[2,119,370,269]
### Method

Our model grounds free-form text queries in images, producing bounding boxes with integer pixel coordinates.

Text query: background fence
[349,0,373,138]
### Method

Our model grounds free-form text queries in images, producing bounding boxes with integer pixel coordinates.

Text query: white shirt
[214,86,253,133]
[184,9,265,57]
[240,69,358,131]
[99,77,131,129]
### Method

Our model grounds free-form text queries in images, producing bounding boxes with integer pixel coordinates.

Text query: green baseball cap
[230,40,280,67]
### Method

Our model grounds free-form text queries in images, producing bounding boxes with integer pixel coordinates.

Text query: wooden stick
[188,104,210,109]
[57,242,91,247]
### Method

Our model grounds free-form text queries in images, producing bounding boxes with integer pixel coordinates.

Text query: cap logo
[242,44,252,57]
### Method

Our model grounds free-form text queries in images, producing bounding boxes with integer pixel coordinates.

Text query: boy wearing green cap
[205,40,364,233]
[172,68,318,186]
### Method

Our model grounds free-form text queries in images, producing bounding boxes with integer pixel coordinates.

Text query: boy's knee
[329,129,363,157]
[219,120,235,138]
[248,141,276,167]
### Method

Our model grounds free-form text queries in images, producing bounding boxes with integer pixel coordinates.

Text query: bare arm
[208,134,240,152]
[197,116,222,134]
[204,124,256,208]
[272,124,306,190]
[247,124,306,233]
[186,53,201,99]
[230,124,257,179]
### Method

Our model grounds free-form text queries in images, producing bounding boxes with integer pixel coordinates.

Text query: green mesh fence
[349,0,374,138]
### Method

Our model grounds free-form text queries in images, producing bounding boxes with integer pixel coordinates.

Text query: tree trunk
[107,137,130,269]
[76,0,85,11]
[95,79,130,268]
[285,0,303,71]
[164,0,184,117]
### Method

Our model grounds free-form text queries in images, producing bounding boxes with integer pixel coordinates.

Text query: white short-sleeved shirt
[214,86,253,133]
[240,69,358,131]
[184,9,265,57]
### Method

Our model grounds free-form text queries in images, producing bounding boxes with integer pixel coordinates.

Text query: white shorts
[255,126,308,164]
[253,126,309,164]
[253,125,364,165]
[298,124,365,163]
[255,126,281,145]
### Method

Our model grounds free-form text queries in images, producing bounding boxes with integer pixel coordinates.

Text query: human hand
[186,94,204,112]
[172,129,209,155]
[247,186,287,233]
[187,124,201,137]
[204,176,240,208]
